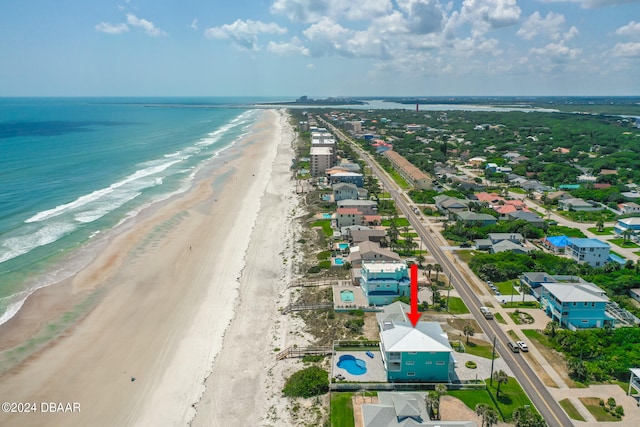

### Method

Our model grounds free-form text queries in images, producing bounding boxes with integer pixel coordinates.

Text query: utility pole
[489,335,497,386]
[446,272,452,312]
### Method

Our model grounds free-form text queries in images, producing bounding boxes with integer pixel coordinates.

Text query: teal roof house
[377,302,455,382]
[540,282,615,330]
[360,262,410,306]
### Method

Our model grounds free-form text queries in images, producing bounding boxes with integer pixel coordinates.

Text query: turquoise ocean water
[0,97,278,324]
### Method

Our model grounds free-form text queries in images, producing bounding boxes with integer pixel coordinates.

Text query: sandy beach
[0,109,298,426]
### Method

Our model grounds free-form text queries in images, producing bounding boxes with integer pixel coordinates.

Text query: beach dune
[0,109,297,426]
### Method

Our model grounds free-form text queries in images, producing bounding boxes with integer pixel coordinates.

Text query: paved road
[321,118,574,427]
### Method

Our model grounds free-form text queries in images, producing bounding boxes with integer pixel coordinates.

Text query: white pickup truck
[480,306,494,319]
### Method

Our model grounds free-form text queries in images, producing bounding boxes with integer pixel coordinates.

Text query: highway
[320,117,573,427]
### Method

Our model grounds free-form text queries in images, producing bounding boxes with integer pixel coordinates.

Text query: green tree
[463,324,475,344]
[596,218,605,232]
[512,405,545,427]
[434,263,443,281]
[416,254,426,269]
[282,366,329,398]
[493,370,508,399]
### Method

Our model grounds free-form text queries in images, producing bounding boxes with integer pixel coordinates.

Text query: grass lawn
[463,340,497,359]
[501,301,539,309]
[381,218,411,227]
[494,312,507,324]
[311,219,333,237]
[387,169,411,189]
[559,398,586,421]
[609,238,640,249]
[579,397,622,422]
[587,227,615,235]
[488,376,536,422]
[400,232,419,238]
[447,297,470,314]
[495,280,520,295]
[456,250,476,263]
[330,392,355,427]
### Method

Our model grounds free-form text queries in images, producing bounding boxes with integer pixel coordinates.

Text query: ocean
[0,97,275,324]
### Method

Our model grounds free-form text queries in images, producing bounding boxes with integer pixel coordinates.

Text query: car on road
[517,341,529,352]
[495,290,501,296]
[507,341,520,353]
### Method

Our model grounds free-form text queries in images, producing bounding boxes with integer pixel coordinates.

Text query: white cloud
[530,41,582,61]
[191,19,199,31]
[396,0,446,34]
[616,21,640,37]
[95,22,129,35]
[306,63,316,70]
[267,37,311,56]
[613,42,640,57]
[540,0,640,8]
[270,0,392,23]
[205,19,287,51]
[126,14,166,37]
[517,11,566,40]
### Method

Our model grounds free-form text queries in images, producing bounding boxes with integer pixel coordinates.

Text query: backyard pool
[337,355,367,375]
[322,213,333,219]
[338,243,349,250]
[340,290,354,302]
[334,257,344,266]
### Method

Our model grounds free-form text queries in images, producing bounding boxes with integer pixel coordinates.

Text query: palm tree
[425,391,440,420]
[434,263,443,282]
[475,404,498,427]
[484,407,498,427]
[521,282,530,303]
[463,324,475,344]
[596,218,604,232]
[622,229,632,244]
[426,264,433,280]
[493,369,508,399]
[512,405,545,427]
[416,254,426,269]
[475,404,488,427]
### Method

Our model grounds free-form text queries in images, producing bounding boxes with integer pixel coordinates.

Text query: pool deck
[332,350,387,382]
[332,285,370,311]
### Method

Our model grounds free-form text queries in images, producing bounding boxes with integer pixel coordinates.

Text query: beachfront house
[337,199,378,215]
[565,238,610,267]
[333,183,359,201]
[360,262,410,306]
[348,241,401,269]
[361,391,479,427]
[539,282,614,330]
[377,302,455,382]
[329,171,364,187]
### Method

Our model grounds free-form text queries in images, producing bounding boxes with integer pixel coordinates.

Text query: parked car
[507,341,520,353]
[517,341,529,352]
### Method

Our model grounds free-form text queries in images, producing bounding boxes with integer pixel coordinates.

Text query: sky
[1,0,639,97]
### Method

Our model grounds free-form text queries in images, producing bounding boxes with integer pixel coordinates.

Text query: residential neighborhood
[281,108,640,427]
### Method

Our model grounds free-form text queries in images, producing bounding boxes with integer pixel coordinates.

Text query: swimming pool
[337,355,367,375]
[334,257,344,266]
[322,213,333,219]
[338,243,349,250]
[340,290,354,302]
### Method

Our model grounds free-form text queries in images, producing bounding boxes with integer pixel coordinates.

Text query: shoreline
[0,108,296,426]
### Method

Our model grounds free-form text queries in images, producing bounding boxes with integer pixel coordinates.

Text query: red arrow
[407,264,421,327]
